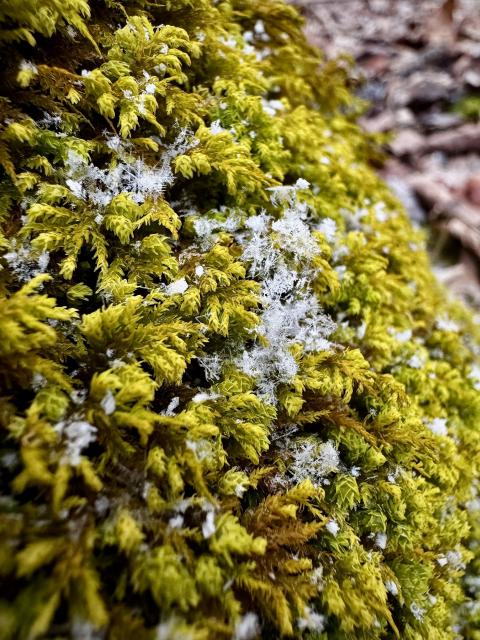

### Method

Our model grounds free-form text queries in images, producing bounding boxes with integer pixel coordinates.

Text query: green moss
[0,1,480,638]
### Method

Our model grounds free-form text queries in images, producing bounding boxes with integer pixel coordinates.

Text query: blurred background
[292,0,480,306]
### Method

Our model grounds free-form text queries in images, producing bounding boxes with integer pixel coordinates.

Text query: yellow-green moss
[1,1,480,639]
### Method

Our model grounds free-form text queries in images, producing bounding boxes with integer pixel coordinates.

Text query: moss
[0,1,480,639]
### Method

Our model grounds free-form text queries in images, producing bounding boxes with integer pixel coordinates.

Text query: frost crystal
[168,515,184,529]
[395,328,412,343]
[234,613,260,640]
[100,390,116,415]
[297,606,325,632]
[436,316,460,332]
[289,439,340,486]
[198,354,223,381]
[407,353,425,369]
[375,532,388,550]
[71,619,103,640]
[54,418,97,465]
[191,184,335,405]
[163,396,180,416]
[427,418,448,437]
[410,602,425,621]
[191,392,220,403]
[317,217,337,243]
[326,519,340,536]
[165,278,189,295]
[210,119,226,135]
[233,196,335,401]
[65,129,196,207]
[468,365,480,391]
[31,373,47,391]
[385,580,398,596]
[3,242,50,282]
[19,60,38,75]
[201,508,216,539]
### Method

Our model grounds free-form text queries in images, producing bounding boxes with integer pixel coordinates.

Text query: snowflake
[54,417,97,465]
[326,519,340,536]
[385,580,398,596]
[375,532,388,550]
[64,129,196,207]
[427,417,448,437]
[234,613,260,640]
[317,217,337,243]
[165,278,189,295]
[297,606,325,632]
[100,390,116,415]
[289,438,340,486]
[202,509,216,539]
[19,60,38,75]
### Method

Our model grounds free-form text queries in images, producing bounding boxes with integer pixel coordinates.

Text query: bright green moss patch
[1,1,480,639]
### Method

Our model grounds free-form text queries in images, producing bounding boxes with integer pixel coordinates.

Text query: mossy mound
[1,1,480,639]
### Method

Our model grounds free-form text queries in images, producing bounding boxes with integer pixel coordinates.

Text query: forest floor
[293,0,480,306]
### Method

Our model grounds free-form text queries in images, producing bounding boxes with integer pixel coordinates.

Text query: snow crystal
[234,613,260,640]
[100,390,116,415]
[156,618,194,640]
[289,439,339,486]
[427,418,448,437]
[3,242,50,282]
[385,580,398,596]
[64,129,196,207]
[198,354,223,381]
[168,515,184,529]
[297,606,325,632]
[395,328,412,343]
[193,211,241,249]
[326,519,340,536]
[357,323,367,340]
[66,26,78,39]
[94,495,110,516]
[202,509,216,539]
[195,265,204,277]
[271,209,320,259]
[54,418,97,465]
[295,178,310,190]
[31,373,47,391]
[410,603,425,621]
[165,278,189,295]
[436,316,460,332]
[19,60,38,75]
[235,483,247,498]
[105,134,123,151]
[267,180,309,206]
[468,365,480,391]
[186,439,213,463]
[145,83,156,94]
[310,566,324,588]
[374,202,389,222]
[70,389,87,405]
[407,353,425,369]
[375,532,388,550]
[71,619,103,640]
[191,392,220,403]
[192,181,335,405]
[38,112,63,130]
[210,119,226,135]
[317,218,337,243]
[163,397,180,416]
[437,555,448,567]
[261,98,284,116]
